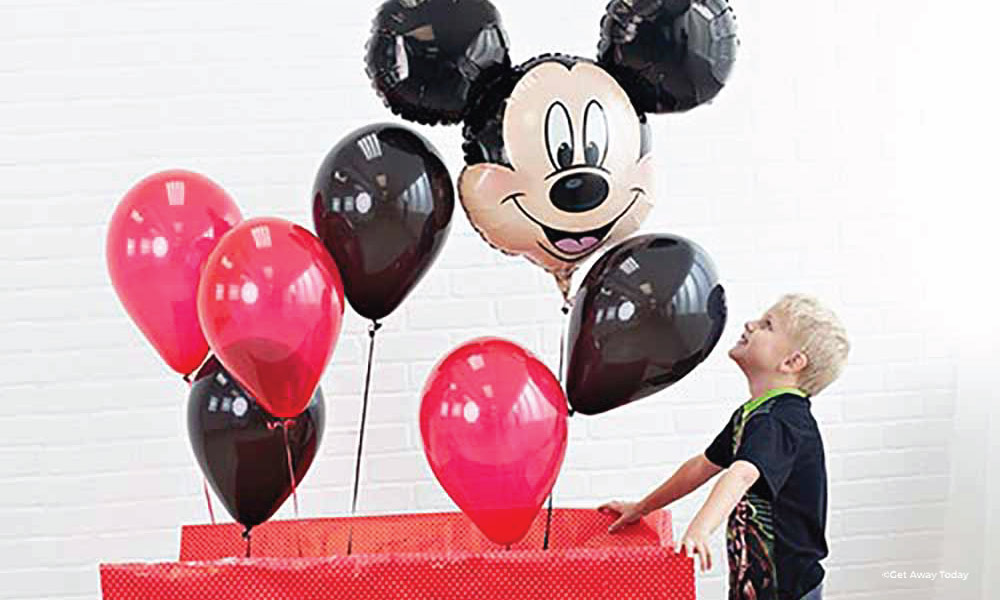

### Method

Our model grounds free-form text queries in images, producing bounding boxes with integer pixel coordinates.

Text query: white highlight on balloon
[241,282,259,305]
[152,236,168,258]
[232,397,249,417]
[356,192,373,214]
[463,401,480,424]
[166,180,185,206]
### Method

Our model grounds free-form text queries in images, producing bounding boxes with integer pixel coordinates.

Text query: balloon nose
[549,173,609,213]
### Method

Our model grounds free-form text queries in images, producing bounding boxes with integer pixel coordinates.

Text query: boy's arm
[637,453,725,515]
[601,453,723,533]
[679,460,760,572]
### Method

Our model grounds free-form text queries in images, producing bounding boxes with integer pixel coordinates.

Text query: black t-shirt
[704,390,828,600]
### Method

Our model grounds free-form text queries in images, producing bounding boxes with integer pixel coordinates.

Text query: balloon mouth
[512,188,644,262]
[542,220,614,255]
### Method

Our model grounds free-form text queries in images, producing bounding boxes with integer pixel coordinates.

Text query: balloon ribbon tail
[282,421,299,519]
[348,320,381,555]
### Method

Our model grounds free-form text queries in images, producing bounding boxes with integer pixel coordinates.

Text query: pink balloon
[106,170,243,376]
[420,338,568,546]
[197,217,345,419]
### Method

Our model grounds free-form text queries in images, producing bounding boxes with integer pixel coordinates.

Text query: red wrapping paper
[101,509,695,599]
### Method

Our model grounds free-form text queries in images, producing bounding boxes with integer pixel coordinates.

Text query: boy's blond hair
[773,294,850,396]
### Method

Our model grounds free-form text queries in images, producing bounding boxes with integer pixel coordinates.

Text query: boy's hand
[597,500,643,533]
[678,526,713,572]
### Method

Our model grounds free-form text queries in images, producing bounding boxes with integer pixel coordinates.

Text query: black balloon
[187,356,325,532]
[366,0,511,125]
[312,124,454,321]
[598,0,738,113]
[566,234,727,415]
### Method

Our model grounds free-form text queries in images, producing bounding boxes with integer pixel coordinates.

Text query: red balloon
[106,170,243,376]
[420,338,568,545]
[197,217,345,419]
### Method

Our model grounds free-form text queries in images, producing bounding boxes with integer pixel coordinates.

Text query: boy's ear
[781,351,809,376]
[366,0,513,125]
[597,0,739,114]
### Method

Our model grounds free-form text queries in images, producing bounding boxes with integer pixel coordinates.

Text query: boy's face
[729,306,801,376]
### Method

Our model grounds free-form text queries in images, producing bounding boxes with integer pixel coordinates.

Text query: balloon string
[185,373,218,526]
[202,480,217,526]
[282,421,300,519]
[242,527,252,559]
[347,320,381,555]
[543,492,554,551]
[560,301,574,416]
[544,302,573,551]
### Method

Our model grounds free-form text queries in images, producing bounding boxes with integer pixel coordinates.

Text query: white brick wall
[1,1,993,599]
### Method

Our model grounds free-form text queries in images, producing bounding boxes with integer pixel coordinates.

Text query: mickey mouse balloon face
[459,57,655,295]
[366,0,738,298]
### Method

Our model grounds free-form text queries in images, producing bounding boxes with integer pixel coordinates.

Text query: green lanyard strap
[742,387,807,418]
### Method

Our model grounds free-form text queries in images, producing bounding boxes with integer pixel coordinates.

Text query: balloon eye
[546,102,574,171]
[584,100,608,167]
[557,143,573,169]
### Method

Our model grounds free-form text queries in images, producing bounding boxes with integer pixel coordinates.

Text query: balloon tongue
[554,236,599,254]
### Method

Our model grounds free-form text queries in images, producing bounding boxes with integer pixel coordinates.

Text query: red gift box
[100,509,695,599]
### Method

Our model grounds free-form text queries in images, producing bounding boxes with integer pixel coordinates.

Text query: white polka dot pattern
[101,510,695,599]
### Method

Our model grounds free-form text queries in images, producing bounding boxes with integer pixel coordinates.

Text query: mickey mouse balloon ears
[366,0,737,123]
[365,0,511,125]
[365,0,738,299]
[599,0,738,113]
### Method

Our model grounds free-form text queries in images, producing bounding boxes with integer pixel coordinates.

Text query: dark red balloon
[197,217,344,419]
[312,124,453,321]
[566,234,727,415]
[420,338,568,546]
[187,357,324,532]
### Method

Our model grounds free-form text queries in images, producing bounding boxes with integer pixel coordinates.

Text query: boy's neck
[747,375,802,400]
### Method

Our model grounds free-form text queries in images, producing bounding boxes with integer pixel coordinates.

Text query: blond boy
[600,294,849,600]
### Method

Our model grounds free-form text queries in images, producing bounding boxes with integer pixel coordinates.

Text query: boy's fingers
[608,517,623,533]
[680,539,709,571]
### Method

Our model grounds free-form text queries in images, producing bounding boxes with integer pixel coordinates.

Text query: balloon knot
[369,321,382,336]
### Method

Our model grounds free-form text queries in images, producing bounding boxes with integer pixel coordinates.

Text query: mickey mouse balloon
[366,0,738,298]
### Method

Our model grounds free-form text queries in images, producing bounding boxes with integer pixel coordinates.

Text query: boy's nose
[744,321,755,333]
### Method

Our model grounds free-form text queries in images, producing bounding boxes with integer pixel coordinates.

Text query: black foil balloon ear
[366,0,512,125]
[187,357,325,532]
[312,124,454,321]
[598,0,739,114]
[566,234,727,415]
